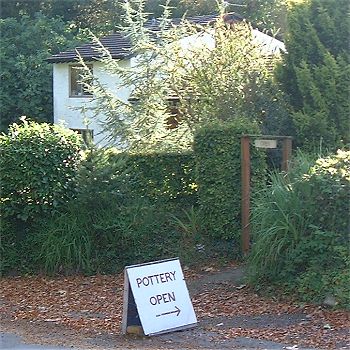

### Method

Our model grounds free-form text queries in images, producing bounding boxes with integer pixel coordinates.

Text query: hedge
[194,120,267,241]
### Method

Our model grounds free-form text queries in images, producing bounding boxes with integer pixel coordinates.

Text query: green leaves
[194,120,267,241]
[248,150,350,307]
[0,119,82,223]
[0,13,80,131]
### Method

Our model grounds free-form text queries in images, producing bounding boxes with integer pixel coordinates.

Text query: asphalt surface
[0,333,78,350]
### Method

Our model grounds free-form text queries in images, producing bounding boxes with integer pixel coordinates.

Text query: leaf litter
[0,266,349,349]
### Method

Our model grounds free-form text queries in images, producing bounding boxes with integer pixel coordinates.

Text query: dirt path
[1,265,349,349]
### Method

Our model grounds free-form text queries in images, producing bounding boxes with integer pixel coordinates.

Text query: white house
[47,14,284,146]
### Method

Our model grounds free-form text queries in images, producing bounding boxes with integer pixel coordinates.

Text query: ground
[1,263,349,350]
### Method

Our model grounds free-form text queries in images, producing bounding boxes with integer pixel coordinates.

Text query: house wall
[53,60,131,146]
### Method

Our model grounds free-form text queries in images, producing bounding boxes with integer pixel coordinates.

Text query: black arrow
[156,306,181,317]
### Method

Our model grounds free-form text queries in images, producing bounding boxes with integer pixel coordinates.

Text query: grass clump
[248,150,350,308]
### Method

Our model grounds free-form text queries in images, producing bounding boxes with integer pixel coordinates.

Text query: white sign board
[254,139,277,149]
[122,258,197,336]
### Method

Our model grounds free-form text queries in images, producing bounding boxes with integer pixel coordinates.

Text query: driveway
[0,333,78,350]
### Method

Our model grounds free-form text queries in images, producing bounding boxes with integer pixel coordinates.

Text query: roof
[47,31,132,63]
[47,13,243,64]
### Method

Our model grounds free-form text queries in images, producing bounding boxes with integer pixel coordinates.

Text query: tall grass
[34,203,94,275]
[248,150,350,307]
[248,153,315,283]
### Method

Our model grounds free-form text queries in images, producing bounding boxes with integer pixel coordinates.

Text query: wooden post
[282,137,292,172]
[241,136,250,256]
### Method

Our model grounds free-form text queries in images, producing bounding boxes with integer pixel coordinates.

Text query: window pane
[70,65,93,97]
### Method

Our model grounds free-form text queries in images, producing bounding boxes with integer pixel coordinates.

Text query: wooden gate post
[241,135,250,256]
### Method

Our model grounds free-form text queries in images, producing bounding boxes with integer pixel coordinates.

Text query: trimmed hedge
[194,120,267,241]
[124,152,197,205]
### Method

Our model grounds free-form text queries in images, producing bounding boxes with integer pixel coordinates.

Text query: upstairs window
[70,65,93,97]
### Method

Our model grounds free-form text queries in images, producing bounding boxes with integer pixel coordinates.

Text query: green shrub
[29,148,198,275]
[32,203,94,275]
[248,150,350,307]
[0,119,82,222]
[0,219,20,275]
[122,151,197,206]
[32,196,185,275]
[194,119,267,242]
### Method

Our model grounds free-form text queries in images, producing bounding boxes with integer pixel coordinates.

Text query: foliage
[228,0,288,36]
[0,220,21,275]
[123,152,197,204]
[248,150,350,307]
[76,147,197,205]
[276,0,350,151]
[77,1,285,150]
[0,0,123,33]
[16,146,198,275]
[31,205,94,275]
[0,13,79,131]
[0,0,288,35]
[0,119,82,222]
[194,120,267,242]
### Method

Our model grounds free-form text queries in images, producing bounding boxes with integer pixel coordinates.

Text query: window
[71,128,94,144]
[69,65,93,97]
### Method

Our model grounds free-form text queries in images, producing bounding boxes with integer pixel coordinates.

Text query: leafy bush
[76,148,197,206]
[32,195,190,275]
[194,120,267,242]
[0,119,82,222]
[27,147,198,275]
[248,150,350,307]
[0,220,21,275]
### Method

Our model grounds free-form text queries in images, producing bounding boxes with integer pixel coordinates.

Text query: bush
[248,150,350,307]
[27,147,198,275]
[123,152,197,205]
[194,119,267,242]
[0,119,82,222]
[75,148,197,208]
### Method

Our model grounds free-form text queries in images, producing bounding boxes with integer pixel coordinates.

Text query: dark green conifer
[276,0,350,151]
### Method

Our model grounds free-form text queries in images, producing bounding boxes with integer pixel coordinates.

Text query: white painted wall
[53,60,131,146]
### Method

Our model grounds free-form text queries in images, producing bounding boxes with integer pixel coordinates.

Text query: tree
[276,0,350,151]
[229,0,288,36]
[0,0,123,34]
[77,0,287,150]
[0,13,79,131]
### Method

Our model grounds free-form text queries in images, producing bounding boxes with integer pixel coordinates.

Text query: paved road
[0,333,78,350]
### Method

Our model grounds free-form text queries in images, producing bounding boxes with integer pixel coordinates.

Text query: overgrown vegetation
[248,150,350,308]
[1,0,349,311]
[0,119,82,274]
[76,1,287,151]
[0,127,243,276]
[276,0,350,151]
[0,13,82,131]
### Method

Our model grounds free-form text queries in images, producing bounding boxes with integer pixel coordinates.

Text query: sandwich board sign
[121,258,197,336]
